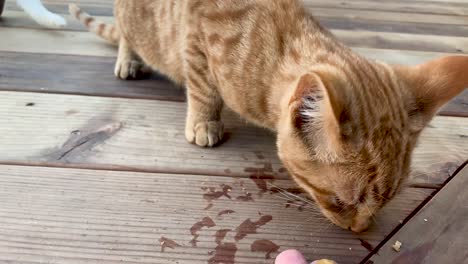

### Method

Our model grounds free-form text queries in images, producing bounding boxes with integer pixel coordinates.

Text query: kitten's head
[277,55,467,232]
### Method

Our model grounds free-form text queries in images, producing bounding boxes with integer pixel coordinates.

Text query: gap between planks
[362,162,468,264]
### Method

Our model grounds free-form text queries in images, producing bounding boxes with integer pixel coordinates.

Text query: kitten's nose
[350,218,370,233]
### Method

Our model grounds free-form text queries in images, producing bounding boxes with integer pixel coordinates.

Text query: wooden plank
[3,7,468,38]
[0,91,466,186]
[302,0,468,16]
[0,165,433,264]
[0,27,115,57]
[1,27,463,61]
[0,51,184,101]
[3,12,468,54]
[367,165,468,264]
[0,50,465,115]
[320,17,468,38]
[335,30,468,54]
[305,7,468,25]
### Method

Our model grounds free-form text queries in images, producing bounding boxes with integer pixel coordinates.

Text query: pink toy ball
[275,249,337,264]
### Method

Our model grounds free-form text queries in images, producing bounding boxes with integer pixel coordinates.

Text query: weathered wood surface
[0,0,467,263]
[0,165,433,264]
[0,52,183,101]
[0,51,466,115]
[0,91,466,186]
[3,10,468,38]
[367,165,468,264]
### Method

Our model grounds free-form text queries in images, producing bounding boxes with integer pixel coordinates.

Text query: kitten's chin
[320,210,352,231]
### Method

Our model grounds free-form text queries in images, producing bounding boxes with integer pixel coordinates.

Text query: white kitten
[16,0,66,28]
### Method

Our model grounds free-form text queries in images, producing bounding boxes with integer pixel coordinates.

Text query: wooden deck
[0,0,467,263]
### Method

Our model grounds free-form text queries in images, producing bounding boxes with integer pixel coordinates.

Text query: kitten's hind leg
[115,38,150,80]
[184,46,224,147]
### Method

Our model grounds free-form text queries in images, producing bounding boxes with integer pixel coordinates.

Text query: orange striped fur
[71,0,467,232]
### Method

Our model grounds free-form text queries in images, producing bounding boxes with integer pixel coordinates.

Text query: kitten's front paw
[185,121,224,147]
[114,59,146,80]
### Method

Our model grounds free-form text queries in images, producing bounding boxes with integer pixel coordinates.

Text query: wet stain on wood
[236,193,254,202]
[204,203,214,210]
[214,229,231,245]
[359,238,374,252]
[234,215,273,241]
[208,242,237,264]
[251,239,280,259]
[203,184,232,210]
[190,216,216,247]
[159,237,181,252]
[25,102,35,106]
[247,163,275,193]
[254,151,265,160]
[209,228,237,264]
[45,117,122,162]
[65,109,79,115]
[218,210,235,217]
[203,185,232,202]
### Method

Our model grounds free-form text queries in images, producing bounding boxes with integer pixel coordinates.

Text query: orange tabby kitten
[70,0,467,233]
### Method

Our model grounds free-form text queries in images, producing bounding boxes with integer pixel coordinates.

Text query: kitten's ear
[395,55,468,131]
[289,72,351,138]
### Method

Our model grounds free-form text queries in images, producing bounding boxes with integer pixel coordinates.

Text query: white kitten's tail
[17,0,67,28]
[69,3,120,45]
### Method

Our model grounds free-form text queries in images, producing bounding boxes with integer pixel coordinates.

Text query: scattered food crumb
[398,220,403,224]
[349,247,352,251]
[424,219,428,222]
[25,102,35,106]
[392,241,402,252]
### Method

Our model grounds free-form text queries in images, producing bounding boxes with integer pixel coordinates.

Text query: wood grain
[306,7,468,25]
[2,12,467,55]
[1,27,464,65]
[0,165,433,264]
[302,0,468,16]
[0,91,466,186]
[3,8,468,38]
[0,27,116,57]
[0,51,184,101]
[0,50,465,116]
[367,165,468,264]
[336,30,468,54]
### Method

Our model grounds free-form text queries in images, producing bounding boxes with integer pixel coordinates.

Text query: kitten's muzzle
[350,217,370,233]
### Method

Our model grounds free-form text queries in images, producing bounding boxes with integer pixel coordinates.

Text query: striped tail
[68,3,120,45]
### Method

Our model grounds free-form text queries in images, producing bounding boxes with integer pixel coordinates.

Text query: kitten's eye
[325,196,346,212]
[329,196,344,207]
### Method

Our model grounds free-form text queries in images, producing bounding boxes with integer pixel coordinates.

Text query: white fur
[17,0,66,28]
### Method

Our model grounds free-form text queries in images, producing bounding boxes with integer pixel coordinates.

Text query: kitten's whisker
[365,201,377,225]
[268,182,316,206]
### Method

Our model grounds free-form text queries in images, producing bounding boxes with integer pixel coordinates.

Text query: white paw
[46,14,67,28]
[114,59,144,80]
[185,121,224,147]
[36,14,67,28]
